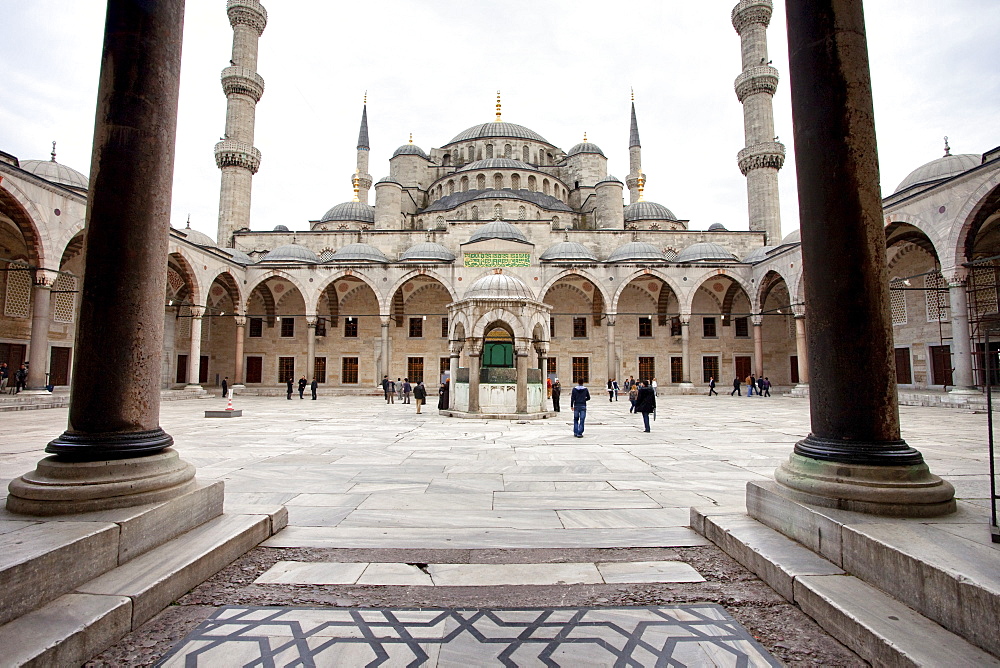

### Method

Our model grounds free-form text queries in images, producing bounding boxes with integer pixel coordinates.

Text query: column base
[6,448,197,516]
[774,452,956,517]
[19,388,54,396]
[947,386,981,396]
[184,384,204,392]
[232,384,246,392]
[788,383,809,398]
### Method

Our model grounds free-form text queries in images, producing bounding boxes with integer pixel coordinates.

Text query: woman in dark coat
[438,381,449,410]
[635,381,656,432]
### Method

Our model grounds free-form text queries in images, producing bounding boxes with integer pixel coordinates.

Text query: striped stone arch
[947,173,1000,266]
[610,268,684,314]
[680,270,753,316]
[207,269,244,314]
[314,270,384,313]
[538,268,611,310]
[0,179,49,267]
[167,252,200,305]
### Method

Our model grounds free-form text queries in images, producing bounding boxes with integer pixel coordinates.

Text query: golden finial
[408,133,413,144]
[363,90,367,105]
[352,170,360,203]
[637,174,645,202]
[495,90,502,122]
[583,132,588,142]
[631,87,634,102]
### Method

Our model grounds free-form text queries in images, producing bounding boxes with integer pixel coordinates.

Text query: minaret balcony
[221,67,265,102]
[214,140,262,173]
[731,0,773,33]
[737,142,785,175]
[734,65,779,102]
[227,0,267,34]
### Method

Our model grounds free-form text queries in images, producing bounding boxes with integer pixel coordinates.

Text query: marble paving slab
[158,605,780,667]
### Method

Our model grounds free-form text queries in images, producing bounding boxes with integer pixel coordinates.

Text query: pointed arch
[610,268,685,314]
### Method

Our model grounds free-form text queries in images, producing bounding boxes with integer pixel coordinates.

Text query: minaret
[215,0,267,247]
[625,91,644,205]
[355,95,373,204]
[732,0,784,244]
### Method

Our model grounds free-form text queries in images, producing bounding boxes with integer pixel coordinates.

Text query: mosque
[1,0,998,405]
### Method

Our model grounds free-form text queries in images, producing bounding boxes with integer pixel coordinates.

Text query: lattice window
[518,206,526,220]
[494,174,503,190]
[319,249,335,261]
[447,180,455,195]
[528,175,536,191]
[177,305,191,338]
[925,272,950,322]
[971,267,999,315]
[477,174,486,190]
[4,266,30,318]
[461,176,469,192]
[889,277,907,325]
[52,274,77,323]
[511,174,520,190]
[486,144,493,158]
[494,204,502,220]
[504,144,512,159]
[471,206,479,221]
[523,146,530,162]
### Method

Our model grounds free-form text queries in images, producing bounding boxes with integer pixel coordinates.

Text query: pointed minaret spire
[354,93,372,204]
[50,141,57,162]
[626,91,645,204]
[186,214,191,229]
[495,90,502,122]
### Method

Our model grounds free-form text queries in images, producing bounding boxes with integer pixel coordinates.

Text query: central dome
[449,122,548,145]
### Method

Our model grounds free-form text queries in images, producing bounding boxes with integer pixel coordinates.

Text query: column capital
[941,266,968,287]
[449,340,465,356]
[680,316,691,326]
[604,313,617,327]
[380,315,391,327]
[306,316,318,328]
[234,315,247,328]
[752,314,763,326]
[32,269,60,287]
[466,339,483,356]
[189,306,205,319]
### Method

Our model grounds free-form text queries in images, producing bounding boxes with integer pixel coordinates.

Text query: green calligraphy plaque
[463,252,530,268]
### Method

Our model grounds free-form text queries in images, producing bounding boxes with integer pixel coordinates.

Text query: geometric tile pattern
[158,605,780,667]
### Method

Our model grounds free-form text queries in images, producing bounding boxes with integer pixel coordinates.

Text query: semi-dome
[566,142,605,157]
[467,220,530,244]
[449,122,548,144]
[223,247,253,265]
[597,175,623,185]
[261,244,319,263]
[708,223,728,232]
[273,224,290,232]
[392,143,429,159]
[377,176,400,184]
[606,241,665,263]
[327,243,389,263]
[400,242,456,262]
[20,159,89,191]
[743,245,776,263]
[676,242,738,263]
[625,200,678,222]
[894,152,981,194]
[465,272,534,300]
[320,201,375,223]
[179,227,216,247]
[539,241,598,262]
[457,158,533,172]
[781,229,801,245]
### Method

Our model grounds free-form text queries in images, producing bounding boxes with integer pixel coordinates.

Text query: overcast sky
[2,1,998,243]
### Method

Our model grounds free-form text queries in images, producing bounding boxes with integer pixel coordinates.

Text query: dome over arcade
[320,201,375,224]
[273,225,290,232]
[539,241,598,262]
[20,158,89,191]
[328,243,389,263]
[566,142,605,157]
[400,242,456,263]
[392,143,429,159]
[179,227,216,247]
[467,220,530,244]
[708,223,728,231]
[223,247,253,265]
[449,122,548,145]
[457,158,533,172]
[894,151,982,194]
[260,244,319,263]
[465,272,534,300]
[781,229,800,245]
[743,245,776,263]
[625,201,678,222]
[606,241,665,263]
[676,242,738,263]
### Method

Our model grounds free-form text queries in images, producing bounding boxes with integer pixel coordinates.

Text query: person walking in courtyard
[757,376,765,397]
[763,377,771,397]
[396,377,404,403]
[635,380,656,432]
[310,377,318,400]
[221,376,229,399]
[551,378,561,412]
[286,377,293,400]
[651,378,658,396]
[402,378,412,404]
[628,382,639,413]
[570,378,590,437]
[607,378,616,402]
[298,375,307,399]
[731,376,740,396]
[14,363,27,393]
[387,377,396,403]
[413,381,426,413]
[708,376,718,396]
[745,374,755,397]
[382,375,390,402]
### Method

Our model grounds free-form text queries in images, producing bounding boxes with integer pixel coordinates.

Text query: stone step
[745,480,1000,657]
[693,508,1000,665]
[0,481,224,626]
[0,509,282,666]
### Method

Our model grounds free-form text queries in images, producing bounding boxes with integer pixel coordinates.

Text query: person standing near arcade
[570,379,591,437]
[551,378,561,413]
[635,380,657,432]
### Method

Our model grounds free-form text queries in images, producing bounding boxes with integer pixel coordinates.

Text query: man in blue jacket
[570,379,591,438]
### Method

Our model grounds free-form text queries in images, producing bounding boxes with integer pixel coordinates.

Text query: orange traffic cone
[226,396,234,411]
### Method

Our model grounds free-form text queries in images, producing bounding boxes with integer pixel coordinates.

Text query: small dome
[376,176,400,184]
[273,224,290,232]
[781,229,801,245]
[676,242,738,263]
[457,158,533,172]
[467,220,530,244]
[261,244,319,263]
[566,142,605,157]
[708,223,728,232]
[223,247,253,265]
[449,122,548,144]
[180,227,216,247]
[625,200,678,222]
[540,241,598,262]
[392,143,429,159]
[320,201,375,224]
[597,175,623,185]
[328,243,389,263]
[743,245,776,263]
[606,241,665,263]
[20,159,89,191]
[894,152,981,193]
[465,272,534,300]
[400,242,456,262]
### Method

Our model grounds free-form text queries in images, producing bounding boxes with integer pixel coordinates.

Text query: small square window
[249,317,263,338]
[409,317,423,338]
[638,317,653,338]
[573,317,587,338]
[280,317,295,338]
[342,357,359,384]
[344,317,358,338]
[703,317,716,338]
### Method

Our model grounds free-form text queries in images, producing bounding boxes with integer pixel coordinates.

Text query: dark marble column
[775,0,953,515]
[7,0,195,514]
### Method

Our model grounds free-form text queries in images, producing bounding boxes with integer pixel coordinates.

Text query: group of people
[0,361,28,394]
[381,375,430,413]
[728,375,771,397]
[286,375,319,400]
[569,378,657,437]
[605,377,657,403]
